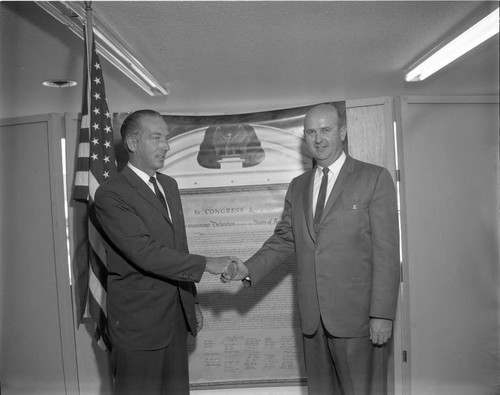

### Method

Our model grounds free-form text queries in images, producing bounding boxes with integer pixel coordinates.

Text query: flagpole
[84,1,93,144]
[85,1,93,64]
[82,0,94,324]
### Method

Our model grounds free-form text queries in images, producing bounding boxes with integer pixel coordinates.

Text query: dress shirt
[312,152,346,216]
[127,162,171,217]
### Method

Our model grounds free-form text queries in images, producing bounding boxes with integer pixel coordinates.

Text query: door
[0,114,78,394]
[396,96,499,395]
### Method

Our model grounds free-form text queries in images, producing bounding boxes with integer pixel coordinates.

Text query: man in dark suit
[227,103,400,394]
[94,109,239,395]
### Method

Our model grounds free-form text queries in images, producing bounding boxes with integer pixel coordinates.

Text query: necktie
[149,176,168,211]
[313,167,329,233]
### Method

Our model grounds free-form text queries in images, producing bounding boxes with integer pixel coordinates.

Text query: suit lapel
[321,155,355,221]
[304,156,355,241]
[123,167,173,226]
[303,169,317,242]
[157,174,176,225]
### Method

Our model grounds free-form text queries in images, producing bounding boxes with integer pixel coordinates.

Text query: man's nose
[161,139,170,150]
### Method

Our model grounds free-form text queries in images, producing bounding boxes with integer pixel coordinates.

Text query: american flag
[73,27,116,351]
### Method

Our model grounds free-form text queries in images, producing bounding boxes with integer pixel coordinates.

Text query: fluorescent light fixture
[36,1,168,96]
[405,7,499,82]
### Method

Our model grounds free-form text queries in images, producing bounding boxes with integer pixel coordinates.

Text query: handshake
[205,256,249,282]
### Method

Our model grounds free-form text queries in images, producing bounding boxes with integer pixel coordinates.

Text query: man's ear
[340,125,347,142]
[126,136,137,152]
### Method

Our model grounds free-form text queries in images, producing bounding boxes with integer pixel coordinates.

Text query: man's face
[128,115,170,175]
[303,107,346,167]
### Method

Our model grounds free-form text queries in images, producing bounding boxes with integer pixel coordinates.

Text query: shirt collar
[316,151,346,176]
[127,162,156,185]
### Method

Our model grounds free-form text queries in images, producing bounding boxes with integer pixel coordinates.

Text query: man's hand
[370,318,393,345]
[220,260,249,283]
[195,304,203,332]
[205,256,239,277]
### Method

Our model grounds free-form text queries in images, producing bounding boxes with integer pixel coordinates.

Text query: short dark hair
[120,109,163,142]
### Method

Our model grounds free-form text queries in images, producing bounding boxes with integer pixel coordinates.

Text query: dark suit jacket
[94,165,206,350]
[245,155,400,337]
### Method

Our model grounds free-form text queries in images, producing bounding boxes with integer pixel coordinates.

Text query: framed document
[183,185,306,388]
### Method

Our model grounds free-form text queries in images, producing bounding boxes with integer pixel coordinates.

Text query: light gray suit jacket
[245,155,400,337]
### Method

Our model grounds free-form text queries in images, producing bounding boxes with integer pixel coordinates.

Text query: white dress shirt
[312,152,346,216]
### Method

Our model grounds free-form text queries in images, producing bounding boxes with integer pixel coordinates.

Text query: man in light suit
[228,103,400,394]
[95,109,239,395]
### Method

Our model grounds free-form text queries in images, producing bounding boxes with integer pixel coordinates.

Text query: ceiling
[1,1,498,118]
